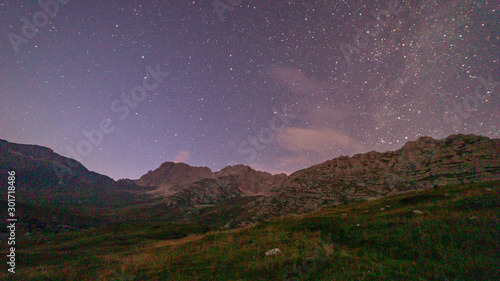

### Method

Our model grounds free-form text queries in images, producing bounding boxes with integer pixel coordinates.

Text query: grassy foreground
[2,180,499,280]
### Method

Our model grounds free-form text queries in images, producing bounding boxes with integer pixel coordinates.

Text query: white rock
[265,248,282,256]
[413,210,424,215]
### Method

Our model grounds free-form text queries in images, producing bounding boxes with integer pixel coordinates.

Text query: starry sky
[0,0,499,180]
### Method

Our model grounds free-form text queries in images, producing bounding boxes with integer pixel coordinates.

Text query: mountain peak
[399,133,491,152]
[135,161,213,190]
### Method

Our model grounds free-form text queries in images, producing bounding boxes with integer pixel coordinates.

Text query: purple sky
[1,0,499,180]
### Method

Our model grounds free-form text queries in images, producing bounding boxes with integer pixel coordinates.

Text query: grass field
[2,180,499,280]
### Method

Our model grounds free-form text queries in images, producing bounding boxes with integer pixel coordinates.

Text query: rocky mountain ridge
[1,133,499,229]
[135,162,287,204]
[0,139,146,233]
[136,162,213,196]
[0,139,114,186]
[133,134,500,225]
[260,134,500,217]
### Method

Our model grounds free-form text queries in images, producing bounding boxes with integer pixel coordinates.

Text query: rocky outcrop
[1,134,498,229]
[135,134,500,222]
[135,162,213,196]
[215,165,287,196]
[262,134,500,215]
[137,162,287,205]
[162,177,242,207]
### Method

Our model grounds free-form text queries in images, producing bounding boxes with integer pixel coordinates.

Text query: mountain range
[1,133,499,231]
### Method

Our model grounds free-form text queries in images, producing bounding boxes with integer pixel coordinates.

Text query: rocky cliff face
[135,134,500,225]
[135,162,213,196]
[257,134,500,216]
[1,134,498,229]
[215,165,287,196]
[136,162,287,204]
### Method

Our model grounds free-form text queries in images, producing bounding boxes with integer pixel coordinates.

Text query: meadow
[2,180,498,280]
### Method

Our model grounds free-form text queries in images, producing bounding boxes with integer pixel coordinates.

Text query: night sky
[1,0,499,180]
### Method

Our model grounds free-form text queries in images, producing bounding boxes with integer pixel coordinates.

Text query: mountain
[1,133,499,231]
[136,162,287,205]
[136,161,213,196]
[133,134,500,227]
[0,139,114,186]
[261,134,500,217]
[0,139,149,233]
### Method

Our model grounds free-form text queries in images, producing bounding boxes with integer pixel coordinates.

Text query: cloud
[276,127,367,153]
[261,64,368,173]
[254,127,370,173]
[269,64,348,127]
[173,150,190,163]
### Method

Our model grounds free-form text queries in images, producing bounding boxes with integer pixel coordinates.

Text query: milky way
[0,0,498,179]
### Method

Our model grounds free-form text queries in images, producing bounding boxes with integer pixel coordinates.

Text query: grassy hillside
[2,180,499,280]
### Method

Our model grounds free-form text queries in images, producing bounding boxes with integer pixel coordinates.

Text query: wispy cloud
[243,127,369,174]
[173,150,190,163]
[277,127,367,153]
[266,65,366,171]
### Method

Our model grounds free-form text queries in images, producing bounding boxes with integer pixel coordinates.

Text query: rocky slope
[136,162,287,205]
[133,134,500,226]
[215,165,287,196]
[136,162,213,196]
[0,139,114,187]
[255,134,500,217]
[1,133,499,230]
[0,139,147,233]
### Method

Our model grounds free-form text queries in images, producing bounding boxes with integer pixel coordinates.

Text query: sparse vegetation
[2,180,498,280]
